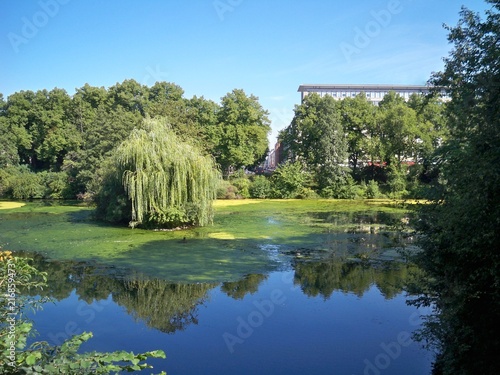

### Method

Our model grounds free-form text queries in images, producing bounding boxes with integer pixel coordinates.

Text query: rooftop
[298,84,431,92]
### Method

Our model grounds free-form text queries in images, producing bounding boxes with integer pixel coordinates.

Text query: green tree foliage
[378,92,420,164]
[249,175,272,198]
[0,81,271,200]
[95,118,221,228]
[340,93,377,174]
[67,105,143,196]
[280,89,448,197]
[413,3,500,374]
[281,93,350,195]
[0,251,166,374]
[271,161,311,198]
[2,89,81,171]
[214,89,271,173]
[186,96,220,153]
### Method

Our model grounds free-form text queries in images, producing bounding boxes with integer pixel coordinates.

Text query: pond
[1,200,433,374]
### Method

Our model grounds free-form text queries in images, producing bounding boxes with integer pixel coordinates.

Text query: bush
[249,175,272,198]
[217,179,240,199]
[365,180,381,198]
[0,167,73,200]
[296,187,319,199]
[41,171,72,199]
[230,177,250,198]
[271,161,310,199]
[0,166,45,199]
[386,163,408,198]
[320,174,359,199]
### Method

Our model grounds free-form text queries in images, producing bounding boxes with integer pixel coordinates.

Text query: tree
[106,79,149,116]
[407,93,448,162]
[281,93,349,195]
[214,89,271,174]
[95,118,221,228]
[65,104,143,196]
[186,95,220,153]
[3,88,80,171]
[413,2,500,374]
[340,93,377,174]
[0,98,19,168]
[270,161,311,199]
[377,92,420,165]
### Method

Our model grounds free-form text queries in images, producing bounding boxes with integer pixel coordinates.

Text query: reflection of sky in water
[26,265,433,375]
[259,244,282,264]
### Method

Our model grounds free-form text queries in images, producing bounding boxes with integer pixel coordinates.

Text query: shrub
[365,180,381,198]
[216,179,239,199]
[230,177,250,198]
[249,175,272,198]
[296,187,319,199]
[1,166,45,199]
[271,161,310,199]
[41,171,72,199]
[320,174,358,199]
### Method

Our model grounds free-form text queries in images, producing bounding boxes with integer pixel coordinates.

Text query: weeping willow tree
[95,118,221,228]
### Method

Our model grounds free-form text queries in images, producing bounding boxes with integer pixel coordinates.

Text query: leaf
[25,352,40,365]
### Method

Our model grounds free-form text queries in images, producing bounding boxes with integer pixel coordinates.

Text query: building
[263,141,283,171]
[297,84,443,105]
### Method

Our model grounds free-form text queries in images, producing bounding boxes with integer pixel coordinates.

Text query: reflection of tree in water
[113,278,216,333]
[19,253,217,333]
[220,274,268,300]
[15,252,124,302]
[293,258,417,299]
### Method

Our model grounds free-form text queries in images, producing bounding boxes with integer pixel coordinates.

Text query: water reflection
[23,252,419,336]
[220,274,268,300]
[294,259,416,299]
[115,279,215,333]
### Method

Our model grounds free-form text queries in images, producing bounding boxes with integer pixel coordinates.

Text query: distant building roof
[298,84,430,92]
[297,84,445,103]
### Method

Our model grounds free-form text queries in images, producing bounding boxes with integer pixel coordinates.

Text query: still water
[27,259,433,375]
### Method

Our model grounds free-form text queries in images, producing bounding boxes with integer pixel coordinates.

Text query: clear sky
[0,0,491,146]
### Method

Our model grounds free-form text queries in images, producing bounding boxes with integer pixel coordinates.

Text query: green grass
[0,199,414,282]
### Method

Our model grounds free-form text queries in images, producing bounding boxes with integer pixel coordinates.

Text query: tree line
[0,81,270,200]
[0,77,449,203]
[277,90,447,199]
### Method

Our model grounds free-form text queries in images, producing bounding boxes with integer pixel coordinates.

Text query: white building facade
[298,84,442,104]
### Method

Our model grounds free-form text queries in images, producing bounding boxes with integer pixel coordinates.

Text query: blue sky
[0,0,491,145]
